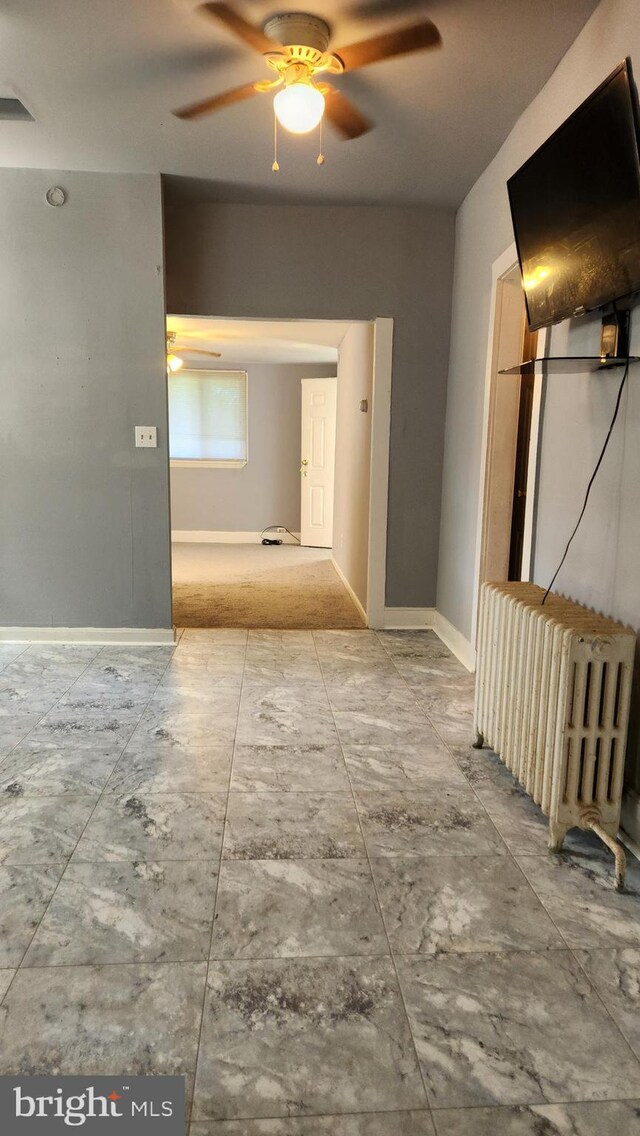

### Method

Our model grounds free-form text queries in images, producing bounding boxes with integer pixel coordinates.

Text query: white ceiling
[167,315,353,362]
[0,0,600,206]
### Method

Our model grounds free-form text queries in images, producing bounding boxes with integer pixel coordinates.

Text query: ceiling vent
[0,98,34,121]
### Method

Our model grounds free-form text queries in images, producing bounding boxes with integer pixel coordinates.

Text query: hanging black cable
[541,355,630,604]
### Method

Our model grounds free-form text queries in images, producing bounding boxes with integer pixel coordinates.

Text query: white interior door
[300,377,337,548]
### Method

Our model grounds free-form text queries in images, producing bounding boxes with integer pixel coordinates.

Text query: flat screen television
[507,58,640,332]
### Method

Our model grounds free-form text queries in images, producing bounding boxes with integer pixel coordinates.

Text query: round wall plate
[45,186,66,207]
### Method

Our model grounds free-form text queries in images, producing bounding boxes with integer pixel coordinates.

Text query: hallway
[171,543,365,629]
[0,629,639,1133]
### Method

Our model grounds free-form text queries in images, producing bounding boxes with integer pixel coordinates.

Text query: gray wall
[0,169,171,629]
[164,202,456,607]
[437,0,640,826]
[169,361,336,533]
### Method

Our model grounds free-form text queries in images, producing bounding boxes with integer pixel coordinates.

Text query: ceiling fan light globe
[167,353,184,372]
[273,83,324,134]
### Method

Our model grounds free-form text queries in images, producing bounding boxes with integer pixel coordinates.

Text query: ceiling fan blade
[323,86,372,140]
[176,347,222,358]
[334,19,441,72]
[199,2,274,54]
[173,81,258,119]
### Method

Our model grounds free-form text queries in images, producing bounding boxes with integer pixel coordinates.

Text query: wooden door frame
[470,244,546,649]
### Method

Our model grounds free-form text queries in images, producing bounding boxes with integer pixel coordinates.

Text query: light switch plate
[135,426,157,448]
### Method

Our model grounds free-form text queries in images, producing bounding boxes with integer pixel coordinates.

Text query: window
[168,369,248,467]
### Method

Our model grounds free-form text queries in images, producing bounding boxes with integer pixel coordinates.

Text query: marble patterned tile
[333,705,435,748]
[433,1102,640,1136]
[211,858,387,959]
[318,660,400,686]
[391,657,471,686]
[371,856,562,954]
[240,684,330,712]
[189,1111,435,1134]
[158,670,243,696]
[93,646,175,672]
[425,704,475,749]
[342,744,465,792]
[106,743,233,796]
[355,789,506,858]
[235,695,338,747]
[0,711,49,754]
[54,688,150,719]
[181,629,247,644]
[24,859,219,966]
[248,631,315,648]
[131,706,239,748]
[148,686,242,715]
[517,849,640,947]
[72,793,227,862]
[0,970,14,1002]
[376,630,449,659]
[314,631,388,658]
[163,654,246,680]
[223,792,365,861]
[193,956,427,1120]
[0,962,205,1088]
[242,660,324,687]
[230,744,350,793]
[575,948,640,1058]
[0,795,96,865]
[417,684,475,720]
[397,950,640,1108]
[327,685,422,715]
[0,741,119,797]
[10,644,100,673]
[0,644,28,669]
[0,678,70,714]
[27,710,137,751]
[0,864,65,967]
[84,654,172,686]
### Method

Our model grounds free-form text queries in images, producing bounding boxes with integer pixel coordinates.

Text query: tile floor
[0,629,639,1135]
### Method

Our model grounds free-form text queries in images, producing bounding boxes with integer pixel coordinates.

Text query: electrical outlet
[135,426,157,448]
[276,527,287,533]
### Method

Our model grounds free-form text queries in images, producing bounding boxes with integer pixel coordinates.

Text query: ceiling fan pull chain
[272,109,280,172]
[317,115,325,166]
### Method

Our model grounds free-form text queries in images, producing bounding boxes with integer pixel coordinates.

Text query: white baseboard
[172,530,300,544]
[433,611,476,673]
[621,788,640,854]
[0,627,176,646]
[383,607,437,630]
[382,607,476,672]
[331,559,368,625]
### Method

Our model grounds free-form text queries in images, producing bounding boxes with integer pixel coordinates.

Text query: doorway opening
[165,316,391,631]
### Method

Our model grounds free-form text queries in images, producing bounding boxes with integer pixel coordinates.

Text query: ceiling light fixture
[166,352,184,373]
[173,5,442,171]
[273,79,325,134]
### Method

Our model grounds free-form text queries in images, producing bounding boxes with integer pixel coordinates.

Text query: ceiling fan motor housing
[264,12,330,57]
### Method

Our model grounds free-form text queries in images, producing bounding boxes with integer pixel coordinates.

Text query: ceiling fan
[173,2,441,143]
[166,331,221,372]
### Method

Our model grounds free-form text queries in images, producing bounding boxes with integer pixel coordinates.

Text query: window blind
[168,370,248,462]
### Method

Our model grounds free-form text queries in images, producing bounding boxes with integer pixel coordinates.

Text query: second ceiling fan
[173,2,441,141]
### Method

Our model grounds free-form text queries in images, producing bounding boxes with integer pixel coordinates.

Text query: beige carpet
[171,542,366,629]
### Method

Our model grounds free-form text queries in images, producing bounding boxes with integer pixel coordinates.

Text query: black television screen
[507,59,640,331]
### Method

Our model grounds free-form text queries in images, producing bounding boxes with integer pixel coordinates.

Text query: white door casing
[300,377,337,548]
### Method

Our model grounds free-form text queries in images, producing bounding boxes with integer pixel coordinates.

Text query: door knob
[300,458,308,477]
